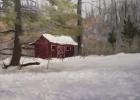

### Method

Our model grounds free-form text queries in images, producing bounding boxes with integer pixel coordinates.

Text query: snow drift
[0,53,140,100]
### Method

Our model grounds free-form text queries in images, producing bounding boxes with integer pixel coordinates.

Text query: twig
[2,62,10,69]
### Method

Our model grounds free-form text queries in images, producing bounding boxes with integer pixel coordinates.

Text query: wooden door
[57,45,65,58]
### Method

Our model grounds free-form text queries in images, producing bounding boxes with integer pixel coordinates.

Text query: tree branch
[0,30,15,33]
[20,62,40,67]
[22,47,34,50]
[0,52,34,57]
[0,48,13,52]
[0,47,34,52]
[0,52,12,55]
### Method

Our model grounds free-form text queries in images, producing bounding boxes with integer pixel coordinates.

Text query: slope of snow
[0,53,140,100]
[43,34,77,45]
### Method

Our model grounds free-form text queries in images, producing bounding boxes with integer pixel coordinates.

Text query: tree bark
[77,0,82,55]
[10,0,22,66]
[124,0,128,18]
[98,0,102,15]
[114,0,118,27]
[103,0,107,23]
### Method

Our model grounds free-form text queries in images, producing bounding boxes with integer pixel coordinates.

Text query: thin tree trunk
[114,0,118,27]
[77,0,82,55]
[111,43,115,53]
[10,0,22,66]
[110,0,113,27]
[98,0,102,15]
[103,0,107,23]
[124,0,128,18]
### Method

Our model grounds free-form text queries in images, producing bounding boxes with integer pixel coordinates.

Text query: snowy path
[0,53,140,100]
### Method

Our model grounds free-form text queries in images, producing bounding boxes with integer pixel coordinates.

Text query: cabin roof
[42,34,77,45]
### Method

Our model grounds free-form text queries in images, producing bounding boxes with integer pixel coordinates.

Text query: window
[51,45,56,51]
[66,46,71,51]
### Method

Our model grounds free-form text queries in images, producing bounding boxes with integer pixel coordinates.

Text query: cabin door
[57,45,65,58]
[51,45,57,57]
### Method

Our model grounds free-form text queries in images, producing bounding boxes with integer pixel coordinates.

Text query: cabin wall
[64,45,75,57]
[35,36,50,59]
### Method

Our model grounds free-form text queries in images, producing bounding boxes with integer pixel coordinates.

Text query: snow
[43,34,78,45]
[0,53,140,100]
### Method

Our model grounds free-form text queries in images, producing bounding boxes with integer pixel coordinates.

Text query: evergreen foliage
[108,30,116,50]
[121,17,140,46]
[43,0,79,35]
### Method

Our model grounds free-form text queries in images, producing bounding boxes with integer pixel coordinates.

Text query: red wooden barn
[34,34,77,59]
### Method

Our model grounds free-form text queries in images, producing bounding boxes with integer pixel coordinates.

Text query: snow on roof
[43,34,77,45]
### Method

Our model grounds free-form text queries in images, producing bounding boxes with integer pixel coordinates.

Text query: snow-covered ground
[0,53,140,100]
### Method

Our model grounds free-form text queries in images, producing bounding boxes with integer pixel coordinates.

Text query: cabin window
[66,46,71,51]
[51,45,56,51]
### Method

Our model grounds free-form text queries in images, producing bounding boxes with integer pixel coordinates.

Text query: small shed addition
[35,34,77,59]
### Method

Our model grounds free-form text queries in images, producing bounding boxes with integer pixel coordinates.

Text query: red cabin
[34,34,77,59]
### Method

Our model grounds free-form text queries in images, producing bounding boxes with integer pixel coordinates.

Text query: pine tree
[108,30,116,51]
[122,17,140,47]
[10,0,22,66]
[43,0,78,35]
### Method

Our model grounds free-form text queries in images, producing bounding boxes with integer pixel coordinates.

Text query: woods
[82,0,140,54]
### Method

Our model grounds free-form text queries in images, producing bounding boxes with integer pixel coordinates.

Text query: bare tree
[77,0,82,55]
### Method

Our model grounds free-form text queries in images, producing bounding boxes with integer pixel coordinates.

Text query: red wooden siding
[35,35,76,59]
[35,36,50,59]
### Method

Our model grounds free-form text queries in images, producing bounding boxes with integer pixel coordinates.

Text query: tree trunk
[128,39,133,49]
[10,0,22,66]
[103,0,107,23]
[111,43,116,53]
[77,0,82,55]
[110,0,113,27]
[98,0,102,15]
[124,0,128,18]
[114,0,118,27]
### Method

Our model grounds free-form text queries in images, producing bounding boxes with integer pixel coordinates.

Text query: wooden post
[47,59,50,69]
